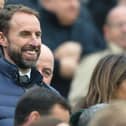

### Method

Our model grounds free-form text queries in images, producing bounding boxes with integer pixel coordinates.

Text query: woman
[83,54,126,108]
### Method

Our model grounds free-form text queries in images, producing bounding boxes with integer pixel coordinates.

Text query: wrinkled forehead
[107,6,126,23]
[9,12,41,31]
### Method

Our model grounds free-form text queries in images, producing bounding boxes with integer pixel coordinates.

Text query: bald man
[36,44,54,85]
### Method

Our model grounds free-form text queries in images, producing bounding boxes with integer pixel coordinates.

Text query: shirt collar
[108,42,126,54]
[19,69,31,79]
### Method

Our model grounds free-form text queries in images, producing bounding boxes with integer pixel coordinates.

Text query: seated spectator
[6,0,106,98]
[36,44,54,85]
[39,0,106,98]
[70,103,107,126]
[69,5,126,109]
[14,86,71,126]
[88,101,126,126]
[0,4,44,126]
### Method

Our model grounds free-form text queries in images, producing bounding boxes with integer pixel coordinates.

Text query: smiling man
[0,4,43,126]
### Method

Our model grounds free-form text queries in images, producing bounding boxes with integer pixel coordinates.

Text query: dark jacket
[0,58,58,126]
[87,0,116,33]
[6,0,40,11]
[40,7,106,55]
[40,7,106,98]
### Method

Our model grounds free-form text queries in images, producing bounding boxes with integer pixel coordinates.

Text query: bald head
[104,5,126,49]
[106,5,126,25]
[36,44,54,85]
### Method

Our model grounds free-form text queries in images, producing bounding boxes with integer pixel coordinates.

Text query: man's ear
[27,111,41,122]
[0,32,8,47]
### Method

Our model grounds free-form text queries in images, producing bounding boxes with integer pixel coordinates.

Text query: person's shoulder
[80,50,108,66]
[42,83,61,96]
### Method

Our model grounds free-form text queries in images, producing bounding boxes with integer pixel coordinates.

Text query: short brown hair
[0,4,39,35]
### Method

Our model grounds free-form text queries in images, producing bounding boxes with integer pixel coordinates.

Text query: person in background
[70,103,107,126]
[82,55,126,109]
[88,101,126,126]
[36,44,54,85]
[14,87,71,126]
[38,0,106,98]
[69,5,126,110]
[6,0,106,98]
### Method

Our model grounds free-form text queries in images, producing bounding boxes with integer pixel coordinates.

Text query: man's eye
[42,69,52,77]
[20,31,31,37]
[36,32,41,38]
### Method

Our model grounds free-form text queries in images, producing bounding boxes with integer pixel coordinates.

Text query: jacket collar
[0,57,43,87]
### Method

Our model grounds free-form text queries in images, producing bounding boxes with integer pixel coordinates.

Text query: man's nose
[30,34,41,46]
[120,23,126,32]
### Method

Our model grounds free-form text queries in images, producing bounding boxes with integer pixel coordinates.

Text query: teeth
[26,51,36,54]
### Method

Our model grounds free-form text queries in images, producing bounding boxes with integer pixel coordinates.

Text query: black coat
[87,0,117,33]
[40,7,106,98]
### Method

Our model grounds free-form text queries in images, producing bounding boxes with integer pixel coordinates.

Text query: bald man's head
[104,5,126,49]
[36,44,54,85]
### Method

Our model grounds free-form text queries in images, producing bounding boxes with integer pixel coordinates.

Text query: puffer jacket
[0,57,43,126]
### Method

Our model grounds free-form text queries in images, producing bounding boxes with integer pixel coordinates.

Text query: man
[14,87,71,126]
[0,4,43,126]
[68,5,126,110]
[39,0,106,97]
[6,0,106,98]
[36,44,54,85]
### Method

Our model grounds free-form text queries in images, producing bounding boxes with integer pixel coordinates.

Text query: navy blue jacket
[0,58,58,126]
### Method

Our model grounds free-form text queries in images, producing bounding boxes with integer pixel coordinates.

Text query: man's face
[4,12,42,69]
[105,8,126,48]
[36,55,54,85]
[52,0,80,25]
[51,104,70,123]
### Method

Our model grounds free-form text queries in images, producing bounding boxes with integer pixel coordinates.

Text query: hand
[60,57,78,78]
[54,41,82,61]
